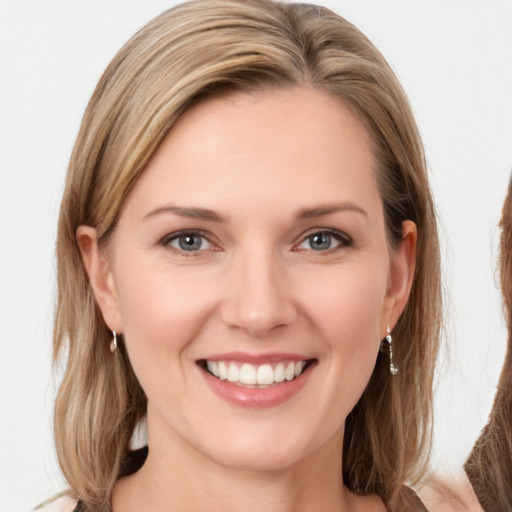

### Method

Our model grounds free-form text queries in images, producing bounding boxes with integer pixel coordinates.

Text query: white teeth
[274,363,285,382]
[295,361,306,377]
[205,359,309,386]
[227,363,239,382]
[256,364,274,385]
[207,360,219,377]
[218,362,228,380]
[285,362,295,381]
[239,364,257,385]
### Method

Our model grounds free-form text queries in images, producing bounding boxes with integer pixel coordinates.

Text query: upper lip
[198,351,314,365]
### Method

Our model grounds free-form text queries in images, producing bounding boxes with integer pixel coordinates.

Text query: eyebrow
[296,202,368,220]
[143,206,225,222]
[143,201,367,223]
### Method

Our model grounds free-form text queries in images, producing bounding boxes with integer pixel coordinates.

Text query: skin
[78,87,416,512]
[420,472,484,512]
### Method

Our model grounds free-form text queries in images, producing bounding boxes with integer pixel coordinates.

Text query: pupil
[311,233,331,250]
[179,235,201,251]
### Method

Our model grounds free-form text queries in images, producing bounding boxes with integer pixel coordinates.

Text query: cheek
[112,257,218,364]
[298,260,388,347]
[287,261,389,437]
[298,260,388,404]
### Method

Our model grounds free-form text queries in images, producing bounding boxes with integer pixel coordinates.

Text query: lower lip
[201,363,314,408]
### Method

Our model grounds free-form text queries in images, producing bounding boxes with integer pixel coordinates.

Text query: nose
[220,248,298,337]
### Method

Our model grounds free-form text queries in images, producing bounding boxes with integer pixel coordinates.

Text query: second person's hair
[464,176,512,512]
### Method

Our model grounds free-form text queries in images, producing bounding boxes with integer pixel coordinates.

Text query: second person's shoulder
[33,493,79,512]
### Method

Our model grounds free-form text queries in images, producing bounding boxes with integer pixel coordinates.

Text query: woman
[464,176,512,511]
[42,0,441,510]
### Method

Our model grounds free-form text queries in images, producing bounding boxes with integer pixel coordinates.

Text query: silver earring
[110,331,118,353]
[386,325,398,375]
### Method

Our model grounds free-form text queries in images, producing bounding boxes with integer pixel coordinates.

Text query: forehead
[124,87,380,221]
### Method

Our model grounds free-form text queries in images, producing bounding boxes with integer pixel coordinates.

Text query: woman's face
[80,87,415,473]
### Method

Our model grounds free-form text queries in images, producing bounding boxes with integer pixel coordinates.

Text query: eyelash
[295,229,353,252]
[158,228,353,256]
[159,230,217,256]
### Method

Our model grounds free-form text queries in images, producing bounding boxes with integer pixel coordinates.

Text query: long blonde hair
[54,1,442,509]
[464,176,512,511]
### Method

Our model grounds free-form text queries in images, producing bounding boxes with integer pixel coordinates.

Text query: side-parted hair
[54,1,442,510]
[464,176,512,511]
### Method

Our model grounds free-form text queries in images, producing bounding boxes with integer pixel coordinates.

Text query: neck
[112,413,365,512]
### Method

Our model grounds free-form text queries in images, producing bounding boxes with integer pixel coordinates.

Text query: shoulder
[399,486,429,511]
[33,493,79,512]
[418,471,485,512]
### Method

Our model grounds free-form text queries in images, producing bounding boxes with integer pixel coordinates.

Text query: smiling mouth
[198,359,316,388]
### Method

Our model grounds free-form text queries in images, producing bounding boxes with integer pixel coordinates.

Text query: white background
[1,1,511,510]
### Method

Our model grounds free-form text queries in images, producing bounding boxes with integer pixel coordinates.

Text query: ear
[383,220,417,332]
[76,225,122,333]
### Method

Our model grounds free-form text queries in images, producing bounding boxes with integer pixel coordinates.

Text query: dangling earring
[110,331,118,353]
[386,325,398,375]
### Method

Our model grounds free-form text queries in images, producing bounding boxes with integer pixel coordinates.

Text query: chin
[212,447,305,473]
[200,428,324,473]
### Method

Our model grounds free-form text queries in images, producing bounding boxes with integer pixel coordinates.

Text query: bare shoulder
[33,493,78,512]
[418,472,484,512]
[351,492,388,512]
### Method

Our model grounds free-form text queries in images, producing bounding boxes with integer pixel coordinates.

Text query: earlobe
[76,225,121,332]
[385,220,417,329]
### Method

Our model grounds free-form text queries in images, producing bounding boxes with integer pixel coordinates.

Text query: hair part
[54,1,442,509]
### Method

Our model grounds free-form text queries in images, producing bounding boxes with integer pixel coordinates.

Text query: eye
[161,231,213,253]
[297,230,351,251]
